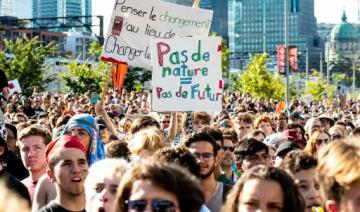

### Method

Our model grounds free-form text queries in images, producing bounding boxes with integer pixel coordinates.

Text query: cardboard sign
[8,79,22,94]
[151,36,222,112]
[303,94,313,105]
[101,0,213,69]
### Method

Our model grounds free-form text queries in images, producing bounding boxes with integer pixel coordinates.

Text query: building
[199,0,228,38]
[64,29,97,60]
[32,0,92,32]
[162,0,228,38]
[235,0,319,54]
[229,0,320,72]
[14,0,31,18]
[327,11,360,62]
[0,16,66,51]
[0,0,15,16]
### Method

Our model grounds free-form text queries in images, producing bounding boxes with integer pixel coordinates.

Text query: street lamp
[326,35,330,84]
[352,60,360,94]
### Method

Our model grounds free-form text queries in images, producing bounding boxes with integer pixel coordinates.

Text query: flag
[112,63,128,91]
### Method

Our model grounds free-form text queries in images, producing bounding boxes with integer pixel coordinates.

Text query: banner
[277,45,298,74]
[151,37,223,112]
[101,0,213,69]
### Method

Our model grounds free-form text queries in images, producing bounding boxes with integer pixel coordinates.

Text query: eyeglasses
[222,146,235,152]
[193,152,214,161]
[126,199,177,212]
[316,139,329,145]
[65,129,89,137]
[161,120,170,124]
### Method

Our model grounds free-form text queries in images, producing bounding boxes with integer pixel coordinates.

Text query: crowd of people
[0,78,360,212]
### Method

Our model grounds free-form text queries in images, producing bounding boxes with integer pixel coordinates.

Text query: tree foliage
[62,42,152,94]
[123,67,151,92]
[61,42,109,94]
[0,36,57,96]
[304,71,336,100]
[232,53,285,100]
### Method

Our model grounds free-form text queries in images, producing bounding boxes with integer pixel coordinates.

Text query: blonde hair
[128,127,166,155]
[0,180,30,212]
[317,137,360,203]
[304,130,329,155]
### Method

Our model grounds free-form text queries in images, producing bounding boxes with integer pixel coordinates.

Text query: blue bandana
[61,114,105,165]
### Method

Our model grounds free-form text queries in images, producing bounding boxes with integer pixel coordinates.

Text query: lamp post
[326,36,330,84]
[353,60,358,94]
[262,0,267,53]
[284,0,289,109]
[305,47,309,83]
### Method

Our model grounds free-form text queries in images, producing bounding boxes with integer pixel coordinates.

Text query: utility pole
[305,47,309,83]
[285,0,289,109]
[353,61,356,94]
[326,36,330,84]
[262,0,267,53]
[320,51,323,78]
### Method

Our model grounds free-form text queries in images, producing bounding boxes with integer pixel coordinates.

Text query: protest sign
[151,36,222,112]
[8,79,22,94]
[101,0,213,69]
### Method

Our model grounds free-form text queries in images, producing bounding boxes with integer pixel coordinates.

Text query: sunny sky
[92,0,360,34]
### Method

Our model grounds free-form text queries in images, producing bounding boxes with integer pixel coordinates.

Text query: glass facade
[163,0,228,38]
[32,0,91,32]
[0,0,15,16]
[232,0,319,55]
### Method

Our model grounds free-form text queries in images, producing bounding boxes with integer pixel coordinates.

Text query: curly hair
[281,150,317,174]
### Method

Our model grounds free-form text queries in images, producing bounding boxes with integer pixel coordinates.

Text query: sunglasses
[316,139,329,145]
[222,146,235,152]
[126,199,177,212]
[161,120,170,124]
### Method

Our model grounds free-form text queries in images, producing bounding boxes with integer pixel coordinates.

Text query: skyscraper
[32,0,92,32]
[199,0,228,38]
[162,0,228,38]
[14,0,31,18]
[0,0,15,16]
[228,0,242,53]
[234,0,319,55]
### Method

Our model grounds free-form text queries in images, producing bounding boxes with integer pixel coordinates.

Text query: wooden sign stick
[192,0,200,8]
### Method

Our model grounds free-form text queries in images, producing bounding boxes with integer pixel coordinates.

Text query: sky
[92,0,360,34]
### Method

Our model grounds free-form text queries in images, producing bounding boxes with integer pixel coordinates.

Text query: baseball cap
[96,118,107,129]
[45,135,87,164]
[275,142,300,158]
[290,112,305,120]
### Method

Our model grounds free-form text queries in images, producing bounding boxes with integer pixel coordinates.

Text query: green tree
[61,42,109,94]
[123,67,151,92]
[0,36,57,96]
[304,70,336,100]
[221,39,230,77]
[232,53,285,100]
[331,73,346,84]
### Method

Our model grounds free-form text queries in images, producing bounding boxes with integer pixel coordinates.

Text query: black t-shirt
[38,201,86,212]
[0,69,8,91]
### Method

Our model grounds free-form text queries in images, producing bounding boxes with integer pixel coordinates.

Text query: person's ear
[325,200,338,212]
[47,169,55,183]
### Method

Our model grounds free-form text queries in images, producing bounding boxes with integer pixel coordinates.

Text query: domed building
[327,11,360,62]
